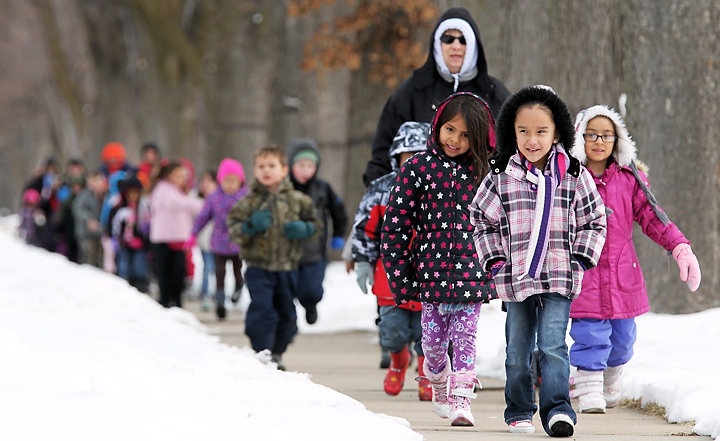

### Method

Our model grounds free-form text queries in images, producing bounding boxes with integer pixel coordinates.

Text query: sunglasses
[440,34,467,45]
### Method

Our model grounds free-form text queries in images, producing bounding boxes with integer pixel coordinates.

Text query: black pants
[214,254,243,292]
[152,243,186,308]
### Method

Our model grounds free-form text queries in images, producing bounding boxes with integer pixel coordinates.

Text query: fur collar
[571,105,637,168]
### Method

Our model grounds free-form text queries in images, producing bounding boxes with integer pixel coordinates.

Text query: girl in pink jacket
[568,105,701,414]
[149,161,203,308]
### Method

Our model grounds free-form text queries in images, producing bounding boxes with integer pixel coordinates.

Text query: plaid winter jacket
[380,146,498,306]
[227,178,322,272]
[470,153,607,303]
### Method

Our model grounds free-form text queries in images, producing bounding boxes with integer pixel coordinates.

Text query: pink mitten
[182,234,197,251]
[672,243,701,292]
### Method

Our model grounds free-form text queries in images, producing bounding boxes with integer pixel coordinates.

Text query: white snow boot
[417,356,451,419]
[603,364,625,408]
[569,369,605,413]
[448,371,481,426]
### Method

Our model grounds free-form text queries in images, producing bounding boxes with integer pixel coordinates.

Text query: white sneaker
[508,419,535,433]
[549,413,574,437]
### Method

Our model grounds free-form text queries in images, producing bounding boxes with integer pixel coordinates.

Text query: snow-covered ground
[0,214,718,439]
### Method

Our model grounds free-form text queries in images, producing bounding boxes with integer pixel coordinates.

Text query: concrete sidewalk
[185,299,700,440]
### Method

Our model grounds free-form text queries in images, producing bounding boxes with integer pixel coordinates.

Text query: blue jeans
[569,318,637,371]
[378,305,422,355]
[116,248,149,282]
[505,293,575,435]
[201,251,215,297]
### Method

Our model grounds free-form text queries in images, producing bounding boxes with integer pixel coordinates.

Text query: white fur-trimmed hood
[572,105,636,168]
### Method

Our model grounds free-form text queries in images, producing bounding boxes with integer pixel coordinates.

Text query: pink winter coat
[149,180,203,244]
[570,105,689,320]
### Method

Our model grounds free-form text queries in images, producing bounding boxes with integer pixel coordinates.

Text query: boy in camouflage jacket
[227,145,322,370]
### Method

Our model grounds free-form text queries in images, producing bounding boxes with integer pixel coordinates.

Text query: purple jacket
[191,187,249,256]
[570,105,689,319]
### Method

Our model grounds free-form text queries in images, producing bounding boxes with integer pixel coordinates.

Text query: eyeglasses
[583,133,617,143]
[440,34,466,45]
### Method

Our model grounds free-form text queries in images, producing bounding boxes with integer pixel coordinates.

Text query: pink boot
[448,371,481,426]
[417,356,451,418]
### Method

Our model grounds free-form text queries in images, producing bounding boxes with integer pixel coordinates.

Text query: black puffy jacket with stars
[380,93,499,306]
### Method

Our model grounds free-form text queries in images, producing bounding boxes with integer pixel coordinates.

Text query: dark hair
[67,157,85,167]
[198,168,218,198]
[255,145,287,166]
[141,142,160,155]
[491,86,576,171]
[434,95,491,184]
[150,161,183,191]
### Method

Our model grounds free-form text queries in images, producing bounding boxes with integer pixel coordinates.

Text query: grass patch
[619,399,698,436]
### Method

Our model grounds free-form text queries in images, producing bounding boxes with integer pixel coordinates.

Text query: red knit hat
[100,142,127,163]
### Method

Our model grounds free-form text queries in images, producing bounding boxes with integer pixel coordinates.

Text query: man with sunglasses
[363,7,510,186]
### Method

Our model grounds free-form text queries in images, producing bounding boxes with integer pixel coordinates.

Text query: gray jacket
[72,188,101,240]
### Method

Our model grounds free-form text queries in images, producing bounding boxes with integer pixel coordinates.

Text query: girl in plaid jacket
[470,85,607,437]
[381,92,498,427]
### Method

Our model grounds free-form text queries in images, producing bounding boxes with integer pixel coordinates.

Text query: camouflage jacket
[227,177,322,272]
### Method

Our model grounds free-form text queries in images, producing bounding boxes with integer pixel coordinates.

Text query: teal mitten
[242,210,272,236]
[283,220,315,240]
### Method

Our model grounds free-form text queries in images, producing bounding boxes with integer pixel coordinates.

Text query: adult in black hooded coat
[363,7,511,186]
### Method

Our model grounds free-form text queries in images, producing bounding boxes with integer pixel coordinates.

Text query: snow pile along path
[0,217,421,441]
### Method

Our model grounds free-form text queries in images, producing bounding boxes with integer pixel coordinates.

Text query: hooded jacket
[470,86,607,303]
[352,122,431,310]
[380,93,498,306]
[363,7,510,186]
[568,105,689,319]
[227,177,322,272]
[288,139,348,264]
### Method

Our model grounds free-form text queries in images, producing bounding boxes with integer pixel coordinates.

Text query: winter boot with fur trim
[569,369,605,413]
[448,371,481,426]
[416,356,432,401]
[383,346,411,396]
[417,356,452,418]
[603,364,625,408]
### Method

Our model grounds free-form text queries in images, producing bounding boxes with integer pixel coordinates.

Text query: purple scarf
[519,144,570,280]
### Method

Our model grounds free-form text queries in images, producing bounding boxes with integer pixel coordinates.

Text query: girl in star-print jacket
[380,92,498,427]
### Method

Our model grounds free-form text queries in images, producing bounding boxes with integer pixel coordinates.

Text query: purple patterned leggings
[421,302,481,374]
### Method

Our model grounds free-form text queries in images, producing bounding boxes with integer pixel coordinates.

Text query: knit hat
[292,149,320,165]
[22,188,40,205]
[100,142,127,163]
[217,158,246,184]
